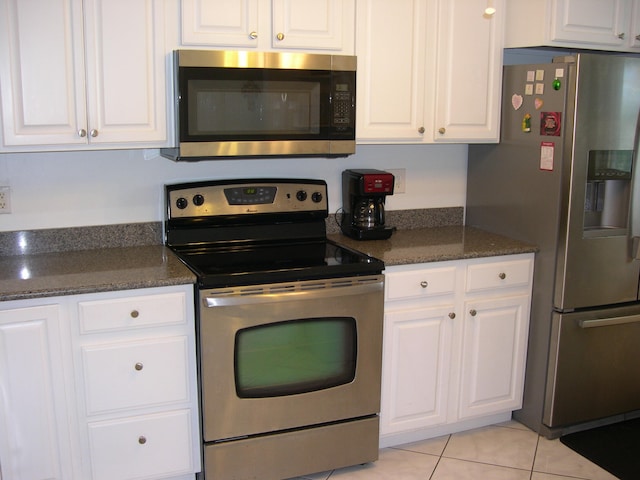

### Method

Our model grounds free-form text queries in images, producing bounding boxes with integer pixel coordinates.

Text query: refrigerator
[467,53,640,438]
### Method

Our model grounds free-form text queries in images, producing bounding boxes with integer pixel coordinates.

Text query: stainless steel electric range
[164,178,385,480]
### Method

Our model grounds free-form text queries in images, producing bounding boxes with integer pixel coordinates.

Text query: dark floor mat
[559,418,640,480]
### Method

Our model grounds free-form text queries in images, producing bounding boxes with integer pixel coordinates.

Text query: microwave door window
[186,78,322,138]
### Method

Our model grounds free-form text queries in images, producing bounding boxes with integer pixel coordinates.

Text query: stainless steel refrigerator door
[555,55,640,310]
[543,304,640,427]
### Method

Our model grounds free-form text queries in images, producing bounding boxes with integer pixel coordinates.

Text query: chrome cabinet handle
[90,129,98,137]
[617,32,625,39]
[78,129,87,137]
[276,32,285,41]
[249,31,258,39]
[469,309,477,316]
[418,126,425,134]
[138,435,147,445]
[134,362,144,371]
[448,312,456,319]
[636,34,640,41]
[130,310,139,318]
[438,127,446,135]
[498,272,506,279]
[420,281,428,288]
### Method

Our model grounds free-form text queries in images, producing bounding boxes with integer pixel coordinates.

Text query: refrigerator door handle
[630,108,640,259]
[579,314,640,328]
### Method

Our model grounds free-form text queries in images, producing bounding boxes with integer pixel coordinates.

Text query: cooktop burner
[164,179,384,289]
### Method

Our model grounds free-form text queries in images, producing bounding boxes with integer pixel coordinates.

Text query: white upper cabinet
[433,0,504,143]
[356,0,504,144]
[505,0,640,52]
[0,0,169,151]
[181,0,356,53]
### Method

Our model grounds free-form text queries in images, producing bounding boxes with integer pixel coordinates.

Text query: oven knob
[193,194,205,206]
[296,190,307,201]
[176,197,188,209]
[311,192,323,203]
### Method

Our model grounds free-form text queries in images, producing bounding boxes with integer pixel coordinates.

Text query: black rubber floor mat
[559,418,640,480]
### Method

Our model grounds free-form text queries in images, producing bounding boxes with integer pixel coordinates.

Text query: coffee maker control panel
[361,173,395,194]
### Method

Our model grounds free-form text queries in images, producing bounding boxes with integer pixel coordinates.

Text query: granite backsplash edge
[0,207,463,256]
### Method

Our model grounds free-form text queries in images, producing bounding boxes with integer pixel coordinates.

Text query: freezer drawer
[544,305,640,427]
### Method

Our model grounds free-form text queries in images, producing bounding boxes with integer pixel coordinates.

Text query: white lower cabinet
[0,304,75,480]
[380,254,533,447]
[0,285,200,480]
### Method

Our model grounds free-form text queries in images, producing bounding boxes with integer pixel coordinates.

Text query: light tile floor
[291,421,619,480]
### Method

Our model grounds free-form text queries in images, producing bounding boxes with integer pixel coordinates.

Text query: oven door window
[180,67,329,141]
[234,317,357,398]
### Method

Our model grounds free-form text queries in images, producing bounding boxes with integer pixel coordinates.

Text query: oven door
[198,275,384,442]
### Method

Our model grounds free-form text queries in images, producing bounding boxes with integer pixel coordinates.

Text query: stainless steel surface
[176,49,357,72]
[544,304,640,427]
[467,53,640,436]
[199,274,384,442]
[165,139,355,160]
[203,416,379,480]
[167,180,327,219]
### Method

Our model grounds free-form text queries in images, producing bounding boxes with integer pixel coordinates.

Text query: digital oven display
[224,186,277,205]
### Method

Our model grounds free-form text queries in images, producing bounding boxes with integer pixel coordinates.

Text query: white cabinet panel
[181,0,355,53]
[0,0,169,150]
[87,410,195,480]
[82,336,189,415]
[458,294,530,419]
[0,304,74,480]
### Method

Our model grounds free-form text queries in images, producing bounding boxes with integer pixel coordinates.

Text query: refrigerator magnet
[522,113,532,132]
[540,142,554,171]
[512,94,523,110]
[540,112,562,136]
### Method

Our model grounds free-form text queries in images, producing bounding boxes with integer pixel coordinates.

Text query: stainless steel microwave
[161,50,356,161]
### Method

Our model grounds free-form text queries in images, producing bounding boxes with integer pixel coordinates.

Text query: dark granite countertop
[0,213,536,302]
[328,226,537,267]
[0,245,196,301]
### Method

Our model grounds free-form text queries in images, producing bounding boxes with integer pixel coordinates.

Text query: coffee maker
[341,169,395,240]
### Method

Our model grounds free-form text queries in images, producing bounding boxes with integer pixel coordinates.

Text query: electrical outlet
[0,186,12,214]
[386,169,406,194]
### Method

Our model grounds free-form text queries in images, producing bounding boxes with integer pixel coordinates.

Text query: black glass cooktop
[172,240,383,289]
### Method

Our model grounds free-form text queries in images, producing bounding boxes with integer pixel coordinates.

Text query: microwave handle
[630,107,640,259]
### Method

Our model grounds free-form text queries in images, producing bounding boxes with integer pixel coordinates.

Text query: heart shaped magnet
[512,94,523,110]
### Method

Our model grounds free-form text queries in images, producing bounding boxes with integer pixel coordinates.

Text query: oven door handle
[578,314,640,328]
[203,276,383,307]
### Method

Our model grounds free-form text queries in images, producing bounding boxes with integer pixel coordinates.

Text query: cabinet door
[433,0,503,143]
[458,294,530,420]
[356,0,436,142]
[0,0,87,147]
[0,305,73,480]
[181,0,260,47]
[271,0,354,51]
[380,305,454,435]
[631,0,640,48]
[551,0,630,47]
[83,0,167,144]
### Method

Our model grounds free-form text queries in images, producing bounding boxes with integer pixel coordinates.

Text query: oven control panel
[166,179,328,219]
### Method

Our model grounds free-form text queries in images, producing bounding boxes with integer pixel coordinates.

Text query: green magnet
[552,78,561,90]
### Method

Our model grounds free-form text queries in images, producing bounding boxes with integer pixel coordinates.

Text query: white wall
[0,143,468,232]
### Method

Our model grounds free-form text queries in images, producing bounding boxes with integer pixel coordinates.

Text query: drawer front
[82,336,189,415]
[87,409,195,480]
[465,258,532,293]
[78,292,187,334]
[386,266,457,301]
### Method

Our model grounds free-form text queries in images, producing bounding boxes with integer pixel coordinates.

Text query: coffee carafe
[341,169,395,240]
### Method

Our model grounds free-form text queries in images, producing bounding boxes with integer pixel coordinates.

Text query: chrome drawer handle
[448,312,456,319]
[469,309,477,316]
[138,435,147,445]
[498,272,506,280]
[130,310,139,318]
[134,362,144,371]
[249,31,258,39]
[420,281,428,288]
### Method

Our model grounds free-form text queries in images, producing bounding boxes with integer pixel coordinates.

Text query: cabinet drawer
[87,409,195,480]
[78,292,187,333]
[82,336,189,415]
[465,258,532,293]
[386,266,457,301]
